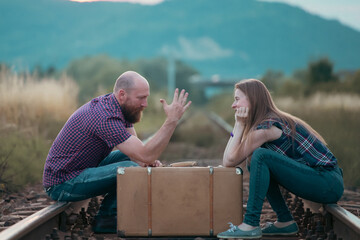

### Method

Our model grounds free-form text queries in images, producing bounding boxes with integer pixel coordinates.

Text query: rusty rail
[0,201,70,240]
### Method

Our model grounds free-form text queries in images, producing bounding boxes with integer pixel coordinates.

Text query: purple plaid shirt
[256,118,337,168]
[43,93,133,188]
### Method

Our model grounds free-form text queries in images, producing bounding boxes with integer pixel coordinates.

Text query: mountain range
[1,0,359,77]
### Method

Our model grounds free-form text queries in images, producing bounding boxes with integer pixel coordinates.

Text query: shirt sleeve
[256,119,283,130]
[97,116,132,148]
[124,121,133,128]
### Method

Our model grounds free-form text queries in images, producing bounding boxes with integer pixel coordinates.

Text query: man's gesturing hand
[160,88,192,122]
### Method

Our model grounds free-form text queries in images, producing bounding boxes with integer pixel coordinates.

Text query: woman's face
[232,89,250,110]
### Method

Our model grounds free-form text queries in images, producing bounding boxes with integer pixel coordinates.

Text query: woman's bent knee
[251,148,274,165]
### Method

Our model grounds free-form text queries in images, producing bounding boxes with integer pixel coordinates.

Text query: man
[43,71,191,233]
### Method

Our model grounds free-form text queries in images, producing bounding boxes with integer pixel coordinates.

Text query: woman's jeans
[45,150,139,217]
[244,148,344,227]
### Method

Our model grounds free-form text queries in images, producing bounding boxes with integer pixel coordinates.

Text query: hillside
[0,0,359,77]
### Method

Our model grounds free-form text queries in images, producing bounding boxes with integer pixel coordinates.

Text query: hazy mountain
[1,0,359,77]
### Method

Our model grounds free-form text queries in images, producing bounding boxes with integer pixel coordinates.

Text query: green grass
[0,128,51,192]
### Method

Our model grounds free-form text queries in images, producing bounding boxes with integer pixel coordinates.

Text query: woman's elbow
[223,161,234,167]
[223,153,244,167]
[223,155,236,167]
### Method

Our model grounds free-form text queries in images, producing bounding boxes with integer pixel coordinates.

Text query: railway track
[0,111,359,240]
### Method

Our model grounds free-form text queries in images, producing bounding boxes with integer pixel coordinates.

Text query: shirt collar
[109,93,132,127]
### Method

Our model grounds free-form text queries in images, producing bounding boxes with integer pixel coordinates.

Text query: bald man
[42,71,191,233]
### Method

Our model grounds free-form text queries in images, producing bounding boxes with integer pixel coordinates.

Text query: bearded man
[42,71,191,233]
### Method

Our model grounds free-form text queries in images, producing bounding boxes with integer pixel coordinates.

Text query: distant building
[190,75,239,99]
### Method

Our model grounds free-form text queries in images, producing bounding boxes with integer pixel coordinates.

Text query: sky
[260,0,360,32]
[70,0,360,32]
[70,0,163,4]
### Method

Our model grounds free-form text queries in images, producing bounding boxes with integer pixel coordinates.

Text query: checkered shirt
[256,119,337,168]
[43,93,133,188]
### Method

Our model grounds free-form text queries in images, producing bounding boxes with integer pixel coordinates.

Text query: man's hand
[116,89,191,166]
[145,160,163,167]
[160,88,191,122]
[130,159,162,167]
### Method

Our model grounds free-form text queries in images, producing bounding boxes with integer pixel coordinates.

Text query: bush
[66,55,133,103]
[0,129,51,192]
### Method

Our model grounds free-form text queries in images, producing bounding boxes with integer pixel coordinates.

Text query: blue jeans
[45,150,139,216]
[244,148,344,226]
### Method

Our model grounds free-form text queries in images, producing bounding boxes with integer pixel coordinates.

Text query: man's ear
[117,89,127,103]
[119,89,126,97]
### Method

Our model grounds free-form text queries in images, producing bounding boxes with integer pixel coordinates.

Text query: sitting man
[42,71,191,233]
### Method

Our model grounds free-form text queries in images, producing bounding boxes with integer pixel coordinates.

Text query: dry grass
[0,69,78,131]
[275,92,360,112]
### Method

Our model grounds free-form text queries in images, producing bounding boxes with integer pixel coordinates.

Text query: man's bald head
[113,71,148,94]
[113,71,150,123]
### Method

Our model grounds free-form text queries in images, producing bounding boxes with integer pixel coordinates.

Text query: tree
[307,57,338,85]
[260,70,284,93]
[66,55,134,103]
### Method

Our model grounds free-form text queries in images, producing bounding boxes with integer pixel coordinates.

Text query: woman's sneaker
[261,222,298,236]
[217,222,262,239]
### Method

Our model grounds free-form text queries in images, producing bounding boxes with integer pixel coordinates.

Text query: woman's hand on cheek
[235,107,249,123]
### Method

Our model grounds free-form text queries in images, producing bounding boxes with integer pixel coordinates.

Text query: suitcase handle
[168,161,198,167]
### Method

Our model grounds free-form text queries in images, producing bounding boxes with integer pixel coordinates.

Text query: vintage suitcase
[116,166,243,237]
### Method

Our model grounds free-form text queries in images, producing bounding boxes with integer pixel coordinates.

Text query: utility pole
[167,55,175,101]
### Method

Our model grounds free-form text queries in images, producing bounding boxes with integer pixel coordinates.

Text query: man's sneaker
[261,222,298,236]
[217,222,262,239]
[92,215,117,233]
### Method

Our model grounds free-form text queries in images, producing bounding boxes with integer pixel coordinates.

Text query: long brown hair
[235,79,326,144]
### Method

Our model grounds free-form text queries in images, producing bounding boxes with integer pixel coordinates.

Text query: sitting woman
[217,79,344,239]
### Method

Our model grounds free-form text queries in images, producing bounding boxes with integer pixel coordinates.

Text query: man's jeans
[244,148,344,227]
[45,150,139,217]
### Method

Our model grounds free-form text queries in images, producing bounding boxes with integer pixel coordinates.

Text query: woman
[217,79,344,239]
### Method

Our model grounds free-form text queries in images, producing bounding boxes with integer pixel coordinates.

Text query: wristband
[230,132,234,137]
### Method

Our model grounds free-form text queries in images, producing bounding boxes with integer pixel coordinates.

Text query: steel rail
[0,201,70,240]
[325,204,360,240]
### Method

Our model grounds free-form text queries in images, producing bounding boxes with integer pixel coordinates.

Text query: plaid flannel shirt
[256,118,337,168]
[43,93,133,188]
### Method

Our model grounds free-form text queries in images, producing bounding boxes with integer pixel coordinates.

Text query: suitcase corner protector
[117,230,125,237]
[117,167,125,175]
[236,167,243,175]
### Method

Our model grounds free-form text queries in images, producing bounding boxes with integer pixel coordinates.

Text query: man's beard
[121,102,144,124]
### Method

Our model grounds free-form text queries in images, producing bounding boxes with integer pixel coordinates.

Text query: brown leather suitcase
[116,166,243,237]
